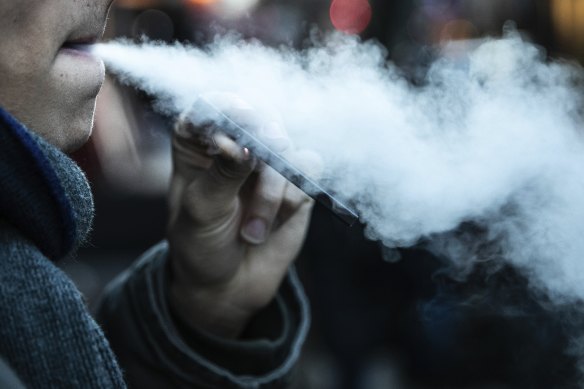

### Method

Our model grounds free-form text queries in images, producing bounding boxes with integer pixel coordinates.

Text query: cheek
[43,57,104,151]
[0,54,104,152]
[0,70,100,153]
[0,1,99,151]
[37,83,101,152]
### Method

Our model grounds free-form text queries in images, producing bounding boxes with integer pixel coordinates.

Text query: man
[0,0,313,387]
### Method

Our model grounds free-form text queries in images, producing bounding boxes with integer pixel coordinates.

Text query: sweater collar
[0,107,94,261]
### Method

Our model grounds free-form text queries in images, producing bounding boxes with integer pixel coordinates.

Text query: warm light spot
[184,0,260,18]
[439,19,477,42]
[550,0,584,58]
[330,0,372,35]
[550,0,574,45]
[185,0,218,5]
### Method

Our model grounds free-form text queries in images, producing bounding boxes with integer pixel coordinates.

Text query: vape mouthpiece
[190,98,359,226]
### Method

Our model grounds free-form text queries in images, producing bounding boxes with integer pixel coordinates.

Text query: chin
[61,128,92,153]
[38,112,93,154]
[53,99,95,153]
[61,117,94,154]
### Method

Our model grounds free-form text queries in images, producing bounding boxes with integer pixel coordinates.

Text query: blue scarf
[0,107,125,388]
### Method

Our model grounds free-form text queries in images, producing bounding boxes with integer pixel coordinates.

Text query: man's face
[0,0,113,152]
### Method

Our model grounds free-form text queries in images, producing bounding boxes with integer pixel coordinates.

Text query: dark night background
[65,1,584,387]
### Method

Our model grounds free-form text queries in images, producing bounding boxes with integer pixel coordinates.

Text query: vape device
[191,98,359,226]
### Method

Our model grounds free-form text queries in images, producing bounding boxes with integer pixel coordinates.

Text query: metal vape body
[191,98,359,226]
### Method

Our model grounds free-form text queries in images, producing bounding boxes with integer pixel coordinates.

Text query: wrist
[168,269,253,339]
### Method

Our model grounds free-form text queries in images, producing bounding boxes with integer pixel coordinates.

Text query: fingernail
[242,218,267,244]
[242,147,251,160]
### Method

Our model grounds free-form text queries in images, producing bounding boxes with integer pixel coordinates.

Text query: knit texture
[0,107,93,259]
[0,106,125,388]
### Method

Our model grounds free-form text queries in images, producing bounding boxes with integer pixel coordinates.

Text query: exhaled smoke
[94,32,584,305]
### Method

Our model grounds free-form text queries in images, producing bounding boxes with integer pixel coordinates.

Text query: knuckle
[213,159,251,181]
[182,183,237,224]
[255,188,283,210]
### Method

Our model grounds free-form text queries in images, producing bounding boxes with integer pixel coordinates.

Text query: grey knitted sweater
[0,106,125,388]
[0,106,310,388]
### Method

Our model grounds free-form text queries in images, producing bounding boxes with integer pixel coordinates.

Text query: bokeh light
[185,0,217,5]
[330,0,372,34]
[132,9,175,41]
[184,0,260,18]
[439,19,477,42]
[551,0,584,59]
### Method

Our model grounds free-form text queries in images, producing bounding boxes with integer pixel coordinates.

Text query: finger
[240,164,287,245]
[172,130,215,171]
[175,109,216,149]
[169,120,216,212]
[180,152,256,226]
[275,183,314,230]
[174,92,257,151]
[271,184,314,256]
[172,117,219,183]
[194,132,257,202]
[247,186,314,275]
[173,94,261,167]
[213,132,252,163]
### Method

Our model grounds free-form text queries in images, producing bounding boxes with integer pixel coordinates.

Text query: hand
[166,93,314,338]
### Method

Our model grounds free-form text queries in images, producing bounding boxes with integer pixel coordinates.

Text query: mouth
[58,0,113,59]
[61,36,98,52]
[55,32,106,91]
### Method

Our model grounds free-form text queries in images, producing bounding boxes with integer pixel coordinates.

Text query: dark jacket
[0,106,309,388]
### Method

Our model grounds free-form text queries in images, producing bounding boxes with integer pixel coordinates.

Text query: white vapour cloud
[94,33,584,303]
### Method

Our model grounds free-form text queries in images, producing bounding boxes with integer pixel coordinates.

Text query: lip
[58,0,113,57]
[64,35,98,45]
[60,36,100,60]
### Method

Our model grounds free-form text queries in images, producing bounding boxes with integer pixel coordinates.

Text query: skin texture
[0,0,112,152]
[168,94,314,337]
[0,3,314,338]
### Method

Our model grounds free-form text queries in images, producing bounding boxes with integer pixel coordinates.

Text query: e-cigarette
[191,98,359,226]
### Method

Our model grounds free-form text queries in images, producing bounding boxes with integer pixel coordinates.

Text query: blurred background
[64,0,584,388]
